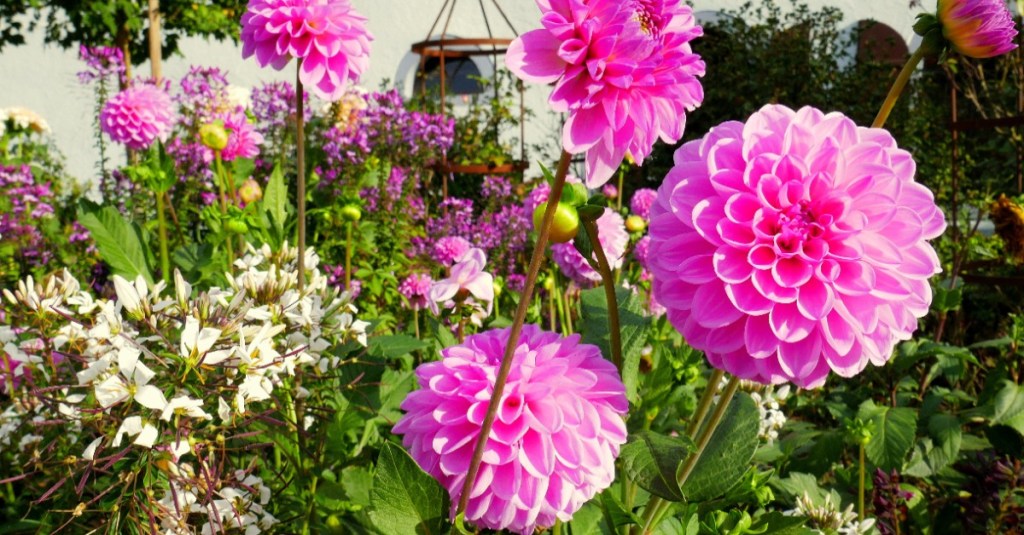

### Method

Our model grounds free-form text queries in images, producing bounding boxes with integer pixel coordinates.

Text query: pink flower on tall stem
[649,104,946,388]
[506,0,705,187]
[240,0,373,101]
[393,324,628,534]
[100,84,176,150]
[938,0,1018,59]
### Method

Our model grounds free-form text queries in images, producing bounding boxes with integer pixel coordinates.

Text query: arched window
[856,20,909,65]
[395,36,495,103]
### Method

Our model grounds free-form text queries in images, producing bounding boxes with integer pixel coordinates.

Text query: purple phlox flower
[77,45,125,85]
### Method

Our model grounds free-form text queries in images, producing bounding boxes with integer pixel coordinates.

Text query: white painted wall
[0,0,923,185]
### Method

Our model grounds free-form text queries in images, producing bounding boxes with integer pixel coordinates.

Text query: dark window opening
[415,57,485,96]
[857,20,909,65]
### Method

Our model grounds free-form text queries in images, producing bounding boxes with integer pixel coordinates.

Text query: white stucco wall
[0,0,923,185]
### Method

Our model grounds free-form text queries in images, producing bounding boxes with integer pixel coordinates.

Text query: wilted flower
[938,0,1018,58]
[649,104,946,388]
[552,209,629,286]
[393,325,628,534]
[100,84,176,150]
[241,0,373,101]
[506,0,705,187]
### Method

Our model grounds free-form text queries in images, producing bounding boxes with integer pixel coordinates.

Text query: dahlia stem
[344,221,353,291]
[638,375,741,534]
[686,369,725,438]
[214,152,235,269]
[456,150,572,519]
[295,61,307,292]
[872,46,926,129]
[583,219,622,370]
[155,189,171,284]
[859,443,866,522]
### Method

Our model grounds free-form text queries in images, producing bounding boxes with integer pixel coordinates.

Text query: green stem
[872,46,926,129]
[344,221,353,291]
[639,376,742,534]
[214,152,235,269]
[687,369,726,438]
[296,60,307,292]
[155,190,171,283]
[302,475,319,535]
[583,219,623,370]
[456,150,573,519]
[859,443,866,522]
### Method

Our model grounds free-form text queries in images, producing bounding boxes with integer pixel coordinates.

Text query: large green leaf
[682,392,760,502]
[859,401,918,471]
[367,335,429,360]
[991,381,1024,438]
[260,163,289,246]
[905,413,962,477]
[77,202,153,284]
[620,431,695,501]
[580,287,650,403]
[369,442,449,535]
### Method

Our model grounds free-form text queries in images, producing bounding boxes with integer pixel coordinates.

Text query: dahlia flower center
[774,202,823,254]
[632,0,662,37]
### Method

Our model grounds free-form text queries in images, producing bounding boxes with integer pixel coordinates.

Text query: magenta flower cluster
[649,104,946,388]
[0,165,56,268]
[394,325,628,534]
[77,45,125,85]
[506,0,705,187]
[100,84,177,151]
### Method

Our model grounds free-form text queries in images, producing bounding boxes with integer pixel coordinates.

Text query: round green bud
[199,121,229,151]
[533,202,580,243]
[340,205,362,222]
[626,215,647,233]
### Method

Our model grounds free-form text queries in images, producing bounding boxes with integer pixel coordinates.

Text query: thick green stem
[214,152,235,269]
[639,376,742,534]
[456,150,572,518]
[687,369,726,438]
[155,191,171,283]
[859,443,866,522]
[583,219,622,370]
[872,47,926,129]
[344,221,353,291]
[296,61,307,292]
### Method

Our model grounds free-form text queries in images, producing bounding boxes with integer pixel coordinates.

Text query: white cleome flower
[180,317,231,365]
[94,346,168,410]
[114,416,159,448]
[161,395,212,421]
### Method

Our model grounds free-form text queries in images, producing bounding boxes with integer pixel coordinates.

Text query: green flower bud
[199,121,229,151]
[533,202,580,243]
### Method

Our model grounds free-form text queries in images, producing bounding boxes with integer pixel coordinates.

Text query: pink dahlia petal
[394,325,628,534]
[650,104,946,388]
[240,0,373,101]
[100,84,176,150]
[508,0,705,187]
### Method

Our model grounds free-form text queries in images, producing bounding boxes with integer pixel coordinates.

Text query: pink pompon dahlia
[393,324,628,534]
[221,111,264,161]
[433,236,472,266]
[630,188,659,220]
[938,0,1018,59]
[649,104,946,389]
[506,0,705,188]
[240,0,373,101]
[399,272,433,311]
[100,84,176,150]
[552,209,629,286]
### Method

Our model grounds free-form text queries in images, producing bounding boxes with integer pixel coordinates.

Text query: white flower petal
[134,385,168,410]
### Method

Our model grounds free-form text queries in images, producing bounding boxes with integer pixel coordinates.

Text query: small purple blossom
[77,45,125,85]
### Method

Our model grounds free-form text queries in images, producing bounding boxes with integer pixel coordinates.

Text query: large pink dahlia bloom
[938,0,1018,59]
[240,0,372,101]
[506,0,705,188]
[393,325,628,534]
[649,104,946,389]
[100,85,176,150]
[552,209,629,286]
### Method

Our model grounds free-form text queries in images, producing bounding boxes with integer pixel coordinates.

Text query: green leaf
[600,490,642,527]
[682,391,760,502]
[620,431,695,501]
[172,243,216,282]
[568,500,611,535]
[926,413,962,471]
[261,163,289,243]
[859,400,918,471]
[580,287,650,403]
[771,473,829,505]
[77,202,153,284]
[991,381,1024,438]
[367,335,429,360]
[369,443,449,535]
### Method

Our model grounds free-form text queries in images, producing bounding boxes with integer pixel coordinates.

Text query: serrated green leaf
[77,202,153,284]
[620,431,695,501]
[682,392,760,502]
[859,400,918,471]
[580,287,650,403]
[991,381,1024,438]
[368,443,449,535]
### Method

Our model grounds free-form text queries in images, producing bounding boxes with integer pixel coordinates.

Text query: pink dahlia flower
[630,188,659,220]
[100,84,176,150]
[399,272,433,311]
[221,111,264,161]
[552,209,629,286]
[506,0,705,188]
[649,104,946,388]
[393,324,628,534]
[241,0,373,101]
[938,0,1018,59]
[433,236,472,266]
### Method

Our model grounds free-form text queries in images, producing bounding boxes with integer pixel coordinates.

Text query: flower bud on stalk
[199,121,229,151]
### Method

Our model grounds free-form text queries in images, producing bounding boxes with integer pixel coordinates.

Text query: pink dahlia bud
[506,0,704,188]
[240,0,373,101]
[552,208,629,286]
[649,104,946,389]
[100,84,176,150]
[938,0,1018,59]
[393,325,628,534]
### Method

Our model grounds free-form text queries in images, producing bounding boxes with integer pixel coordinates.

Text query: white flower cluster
[0,106,52,136]
[787,492,876,535]
[714,378,791,444]
[0,244,367,533]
